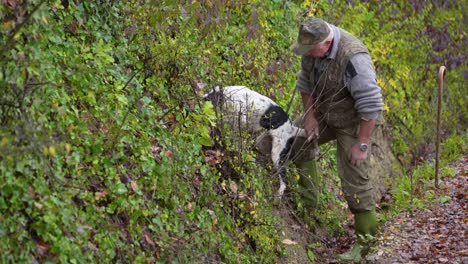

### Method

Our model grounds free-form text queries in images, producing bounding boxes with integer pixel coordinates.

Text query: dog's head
[281,131,310,163]
[279,127,308,161]
[270,123,307,163]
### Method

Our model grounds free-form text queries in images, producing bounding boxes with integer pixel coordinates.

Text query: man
[289,18,384,261]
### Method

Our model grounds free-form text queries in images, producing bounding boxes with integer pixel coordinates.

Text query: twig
[107,68,142,150]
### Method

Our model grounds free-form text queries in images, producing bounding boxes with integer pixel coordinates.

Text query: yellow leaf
[1,137,8,147]
[384,103,389,112]
[2,20,15,30]
[221,180,227,191]
[377,78,386,90]
[49,146,56,156]
[65,143,71,153]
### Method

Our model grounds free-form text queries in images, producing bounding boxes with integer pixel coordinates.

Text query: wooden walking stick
[435,66,446,189]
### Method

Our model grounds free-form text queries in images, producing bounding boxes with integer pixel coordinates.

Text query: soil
[274,204,314,264]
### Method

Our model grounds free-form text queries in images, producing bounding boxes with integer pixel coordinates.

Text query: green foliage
[440,131,467,162]
[1,0,303,262]
[392,164,430,212]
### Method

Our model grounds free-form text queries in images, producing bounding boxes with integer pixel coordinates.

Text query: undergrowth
[392,132,467,213]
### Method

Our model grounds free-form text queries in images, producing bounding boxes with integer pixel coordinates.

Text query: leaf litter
[367,156,467,263]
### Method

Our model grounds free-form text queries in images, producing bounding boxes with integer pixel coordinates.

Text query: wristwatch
[359,143,368,152]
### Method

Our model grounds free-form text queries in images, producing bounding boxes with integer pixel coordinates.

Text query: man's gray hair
[317,24,334,47]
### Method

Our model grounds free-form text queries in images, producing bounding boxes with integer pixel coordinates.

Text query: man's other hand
[349,144,368,166]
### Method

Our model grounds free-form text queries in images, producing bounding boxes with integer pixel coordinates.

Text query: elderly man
[289,17,384,261]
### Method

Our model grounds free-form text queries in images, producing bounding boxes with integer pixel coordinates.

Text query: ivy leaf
[115,94,128,105]
[202,101,216,121]
[116,183,128,195]
[439,195,451,204]
[198,134,213,147]
[86,91,96,105]
[307,250,317,262]
[197,126,213,147]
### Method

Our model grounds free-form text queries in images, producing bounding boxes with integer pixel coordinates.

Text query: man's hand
[300,91,318,142]
[348,117,377,166]
[348,144,368,166]
[304,115,319,142]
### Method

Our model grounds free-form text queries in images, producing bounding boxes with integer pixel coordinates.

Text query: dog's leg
[271,140,287,198]
[277,167,287,197]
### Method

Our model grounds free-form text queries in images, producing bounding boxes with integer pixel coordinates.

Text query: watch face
[360,144,368,151]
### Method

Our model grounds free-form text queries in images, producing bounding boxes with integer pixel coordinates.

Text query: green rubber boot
[296,160,320,210]
[336,210,377,262]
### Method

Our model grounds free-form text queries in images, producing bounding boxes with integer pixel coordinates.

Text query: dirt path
[367,156,467,263]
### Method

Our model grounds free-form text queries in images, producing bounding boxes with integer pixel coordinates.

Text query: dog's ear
[203,87,224,106]
[259,105,288,130]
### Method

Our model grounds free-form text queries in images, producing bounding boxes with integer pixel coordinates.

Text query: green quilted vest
[304,29,369,128]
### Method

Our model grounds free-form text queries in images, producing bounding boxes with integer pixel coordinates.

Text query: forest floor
[276,156,467,264]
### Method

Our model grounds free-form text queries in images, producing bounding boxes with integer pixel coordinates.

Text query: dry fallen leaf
[5,0,19,10]
[229,182,238,194]
[34,202,43,210]
[144,233,155,246]
[29,186,36,199]
[211,217,218,232]
[204,149,223,166]
[281,239,297,245]
[37,242,49,256]
[96,191,108,198]
[130,181,139,192]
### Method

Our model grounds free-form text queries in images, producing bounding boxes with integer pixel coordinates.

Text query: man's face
[305,42,330,58]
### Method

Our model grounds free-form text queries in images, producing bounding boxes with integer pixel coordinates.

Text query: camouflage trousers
[256,115,376,213]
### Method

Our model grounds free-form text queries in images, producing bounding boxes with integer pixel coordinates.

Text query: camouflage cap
[290,18,330,56]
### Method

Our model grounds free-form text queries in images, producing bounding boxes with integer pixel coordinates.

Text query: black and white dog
[204,86,307,197]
